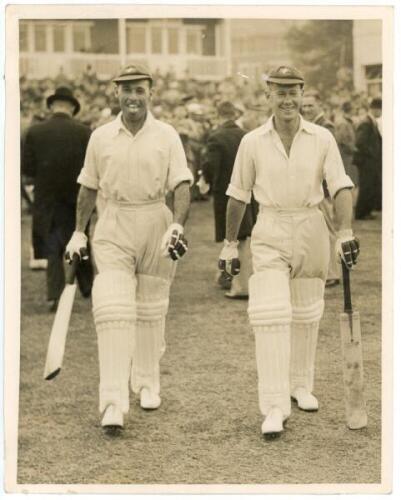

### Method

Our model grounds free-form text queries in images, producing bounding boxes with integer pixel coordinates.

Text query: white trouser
[91,199,175,413]
[319,198,339,280]
[248,206,329,417]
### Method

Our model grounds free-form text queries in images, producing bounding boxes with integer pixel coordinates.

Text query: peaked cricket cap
[266,65,305,85]
[113,64,153,84]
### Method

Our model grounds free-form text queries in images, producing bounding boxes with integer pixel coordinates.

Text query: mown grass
[17,200,382,486]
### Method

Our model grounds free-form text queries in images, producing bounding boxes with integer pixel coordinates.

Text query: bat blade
[43,283,77,380]
[339,310,368,429]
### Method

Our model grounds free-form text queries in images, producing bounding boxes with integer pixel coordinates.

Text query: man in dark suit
[22,86,94,310]
[202,101,257,298]
[302,91,341,287]
[354,98,382,220]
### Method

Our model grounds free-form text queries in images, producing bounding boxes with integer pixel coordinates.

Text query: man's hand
[65,231,89,263]
[335,229,360,269]
[218,240,240,278]
[160,223,188,261]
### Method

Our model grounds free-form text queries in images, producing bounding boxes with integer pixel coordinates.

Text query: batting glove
[65,231,89,263]
[335,229,360,269]
[196,172,210,195]
[218,239,241,278]
[160,223,188,261]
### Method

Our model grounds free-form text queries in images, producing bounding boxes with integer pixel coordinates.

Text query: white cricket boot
[291,386,319,411]
[101,404,124,429]
[140,387,161,410]
[261,407,285,437]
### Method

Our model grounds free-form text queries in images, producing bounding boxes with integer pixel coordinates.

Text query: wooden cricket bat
[43,255,79,380]
[339,260,368,429]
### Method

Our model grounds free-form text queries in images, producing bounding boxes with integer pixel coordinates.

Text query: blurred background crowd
[20,65,378,204]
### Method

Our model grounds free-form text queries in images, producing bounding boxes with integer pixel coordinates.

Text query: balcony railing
[19,52,228,81]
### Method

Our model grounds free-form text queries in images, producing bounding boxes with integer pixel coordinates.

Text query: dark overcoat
[202,120,257,242]
[353,114,382,217]
[22,113,91,245]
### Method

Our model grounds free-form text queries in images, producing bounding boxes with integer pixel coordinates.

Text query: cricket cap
[265,65,305,85]
[113,64,153,84]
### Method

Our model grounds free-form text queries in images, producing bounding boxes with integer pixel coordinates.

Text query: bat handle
[66,254,80,285]
[341,260,353,313]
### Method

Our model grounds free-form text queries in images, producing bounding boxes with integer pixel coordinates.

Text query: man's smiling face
[115,79,152,123]
[267,83,304,122]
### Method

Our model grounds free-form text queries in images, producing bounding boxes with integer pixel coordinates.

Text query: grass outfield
[17,199,382,486]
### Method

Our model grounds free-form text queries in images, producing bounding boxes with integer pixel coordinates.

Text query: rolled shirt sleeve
[323,132,354,199]
[226,135,255,204]
[167,132,194,191]
[77,133,100,190]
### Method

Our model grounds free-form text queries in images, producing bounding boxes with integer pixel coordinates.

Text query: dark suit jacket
[22,113,91,241]
[353,114,382,171]
[314,113,336,137]
[202,120,257,242]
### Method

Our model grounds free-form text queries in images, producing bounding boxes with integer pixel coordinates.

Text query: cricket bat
[339,260,368,429]
[43,255,79,380]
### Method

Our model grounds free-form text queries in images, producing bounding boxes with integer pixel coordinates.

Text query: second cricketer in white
[219,66,359,437]
[66,65,193,431]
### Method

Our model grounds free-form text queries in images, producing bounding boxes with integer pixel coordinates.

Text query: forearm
[75,185,97,232]
[173,181,191,226]
[226,197,247,241]
[333,188,353,231]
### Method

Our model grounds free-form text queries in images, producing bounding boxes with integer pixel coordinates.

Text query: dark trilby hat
[265,65,305,85]
[46,86,80,115]
[370,97,382,110]
[217,101,242,118]
[113,64,153,84]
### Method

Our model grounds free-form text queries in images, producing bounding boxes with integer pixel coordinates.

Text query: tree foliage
[285,20,354,96]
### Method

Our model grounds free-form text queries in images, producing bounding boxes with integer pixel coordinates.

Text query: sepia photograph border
[4,1,395,494]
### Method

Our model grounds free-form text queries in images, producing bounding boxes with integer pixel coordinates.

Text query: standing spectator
[22,86,94,310]
[202,101,256,298]
[354,98,382,220]
[302,91,340,287]
[65,65,193,431]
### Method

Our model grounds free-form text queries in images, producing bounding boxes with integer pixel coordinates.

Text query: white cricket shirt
[227,115,354,207]
[78,112,193,203]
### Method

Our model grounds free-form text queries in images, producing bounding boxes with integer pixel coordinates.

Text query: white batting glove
[65,231,89,263]
[160,223,188,261]
[196,173,210,195]
[218,240,240,277]
[335,229,360,269]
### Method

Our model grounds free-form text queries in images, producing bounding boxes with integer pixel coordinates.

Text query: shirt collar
[111,111,155,138]
[261,114,315,135]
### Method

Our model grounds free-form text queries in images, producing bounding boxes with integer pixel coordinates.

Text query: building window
[34,24,46,52]
[186,27,201,55]
[365,64,382,97]
[53,25,65,52]
[19,23,28,52]
[127,25,146,53]
[167,27,179,54]
[151,26,162,54]
[73,24,91,52]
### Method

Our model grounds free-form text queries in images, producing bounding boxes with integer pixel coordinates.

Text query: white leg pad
[290,278,325,393]
[92,271,136,414]
[130,275,170,395]
[248,270,292,417]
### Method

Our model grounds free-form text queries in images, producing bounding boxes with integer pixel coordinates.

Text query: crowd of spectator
[20,64,376,135]
[20,65,381,204]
